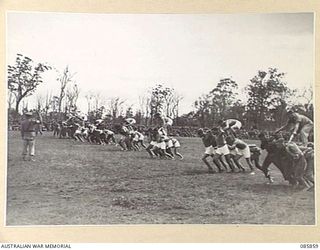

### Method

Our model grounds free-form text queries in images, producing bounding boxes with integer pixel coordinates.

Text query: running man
[226,135,255,174]
[197,128,223,173]
[132,127,146,150]
[165,137,183,160]
[212,126,236,172]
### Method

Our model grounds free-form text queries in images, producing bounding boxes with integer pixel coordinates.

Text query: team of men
[48,112,183,160]
[198,119,255,174]
[20,108,314,189]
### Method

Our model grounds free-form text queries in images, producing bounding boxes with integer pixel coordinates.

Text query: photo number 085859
[300,244,319,249]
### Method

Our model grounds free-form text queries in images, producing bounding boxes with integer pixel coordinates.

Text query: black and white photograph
[6,12,315,226]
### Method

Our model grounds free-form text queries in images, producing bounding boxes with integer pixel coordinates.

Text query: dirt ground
[6,131,315,225]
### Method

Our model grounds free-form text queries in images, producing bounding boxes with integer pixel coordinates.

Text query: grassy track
[6,131,315,225]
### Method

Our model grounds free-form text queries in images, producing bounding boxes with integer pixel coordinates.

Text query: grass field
[6,131,315,225]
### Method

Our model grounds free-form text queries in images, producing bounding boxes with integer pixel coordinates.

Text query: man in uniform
[20,111,42,161]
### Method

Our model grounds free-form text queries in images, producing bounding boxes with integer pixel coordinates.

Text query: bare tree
[21,99,29,113]
[298,84,313,109]
[51,96,59,113]
[108,97,125,119]
[93,92,103,111]
[57,66,75,115]
[44,91,52,117]
[85,92,94,114]
[66,84,80,114]
[170,93,183,121]
[36,94,45,113]
[7,90,15,111]
[138,94,152,125]
[138,95,147,117]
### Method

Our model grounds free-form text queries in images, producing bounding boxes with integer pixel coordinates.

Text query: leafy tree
[148,84,181,125]
[7,54,51,113]
[245,68,294,128]
[228,99,246,121]
[194,94,212,127]
[194,78,239,127]
[210,78,238,119]
[150,84,172,116]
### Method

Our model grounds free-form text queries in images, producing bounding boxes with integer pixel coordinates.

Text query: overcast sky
[7,12,314,115]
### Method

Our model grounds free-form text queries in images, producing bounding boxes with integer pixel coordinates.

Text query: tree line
[7,54,313,130]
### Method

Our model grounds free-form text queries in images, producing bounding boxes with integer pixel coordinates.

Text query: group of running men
[198,108,314,177]
[52,112,184,160]
[198,119,256,174]
[51,107,313,178]
[108,114,183,160]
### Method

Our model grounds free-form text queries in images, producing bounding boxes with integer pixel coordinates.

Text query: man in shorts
[226,136,255,174]
[198,128,223,173]
[146,128,159,158]
[156,134,173,159]
[104,129,117,145]
[132,127,146,150]
[170,137,183,160]
[165,137,183,160]
[212,127,236,172]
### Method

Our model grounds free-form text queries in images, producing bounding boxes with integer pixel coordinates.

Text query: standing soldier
[20,111,42,161]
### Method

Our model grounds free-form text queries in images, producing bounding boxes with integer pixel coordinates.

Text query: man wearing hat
[20,111,42,161]
[275,109,313,145]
